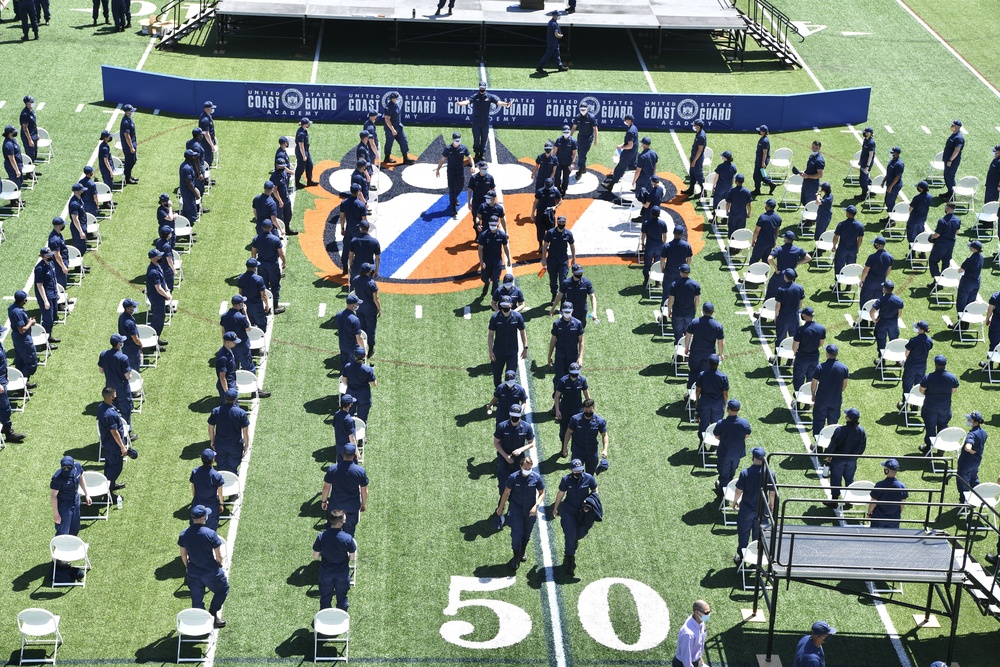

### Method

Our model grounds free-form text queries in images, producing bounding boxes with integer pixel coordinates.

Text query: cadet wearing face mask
[533,177,562,253]
[552,457,597,576]
[551,264,598,327]
[603,114,638,191]
[454,82,512,163]
[881,146,904,223]
[548,302,585,391]
[560,398,608,474]
[540,216,576,300]
[491,273,525,312]
[792,141,825,207]
[553,361,590,442]
[898,320,932,409]
[486,369,527,426]
[468,163,495,235]
[532,141,558,191]
[496,455,545,571]
[957,411,987,505]
[477,217,511,298]
[553,125,577,195]
[487,295,528,388]
[436,131,471,219]
[493,405,535,498]
[476,189,506,238]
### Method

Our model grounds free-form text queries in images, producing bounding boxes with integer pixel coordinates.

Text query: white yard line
[318,302,326,317]
[309,22,325,84]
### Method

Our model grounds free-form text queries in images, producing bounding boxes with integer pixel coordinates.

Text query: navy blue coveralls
[190,465,224,530]
[559,472,597,556]
[467,91,499,159]
[568,412,607,474]
[215,345,237,401]
[873,293,903,352]
[494,418,534,494]
[489,309,526,388]
[314,527,356,611]
[572,111,596,174]
[668,276,700,343]
[920,369,959,447]
[442,142,470,214]
[811,358,849,437]
[792,320,825,391]
[686,315,724,389]
[695,367,729,439]
[957,426,987,503]
[341,360,376,422]
[826,422,866,500]
[98,347,133,428]
[504,469,545,556]
[51,462,84,536]
[221,307,255,373]
[902,331,933,403]
[543,226,574,297]
[208,403,249,473]
[929,212,961,279]
[324,460,369,536]
[98,401,125,486]
[179,524,229,615]
[252,231,283,302]
[715,415,751,491]
[145,260,168,336]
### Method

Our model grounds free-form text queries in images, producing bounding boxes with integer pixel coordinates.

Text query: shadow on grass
[459,516,497,542]
[11,563,50,593]
[188,396,219,414]
[681,499,720,527]
[275,628,314,659]
[81,400,102,417]
[135,634,178,663]
[154,557,186,582]
[180,441,210,460]
[455,405,490,427]
[466,456,494,481]
[467,361,490,379]
[538,451,566,476]
[288,561,319,588]
[299,493,321,519]
[303,395,337,419]
[473,562,517,579]
[63,441,99,461]
[699,567,739,591]
[313,445,335,465]
[638,361,672,377]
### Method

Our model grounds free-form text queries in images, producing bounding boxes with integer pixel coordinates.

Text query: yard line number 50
[441,576,670,651]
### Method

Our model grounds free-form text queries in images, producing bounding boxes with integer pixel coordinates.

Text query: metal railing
[731,0,803,64]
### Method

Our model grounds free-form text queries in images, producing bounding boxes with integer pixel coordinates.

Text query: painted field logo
[281,88,304,110]
[298,138,704,295]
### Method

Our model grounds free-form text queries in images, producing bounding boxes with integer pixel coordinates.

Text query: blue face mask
[700,613,710,623]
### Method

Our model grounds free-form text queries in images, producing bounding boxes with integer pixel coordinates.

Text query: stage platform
[765,525,965,584]
[215,0,747,32]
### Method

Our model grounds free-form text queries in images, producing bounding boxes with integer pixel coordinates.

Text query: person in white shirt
[673,599,710,667]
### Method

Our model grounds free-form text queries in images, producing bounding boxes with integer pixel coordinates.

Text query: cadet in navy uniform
[957,411,987,504]
[436,132,471,218]
[340,347,377,422]
[336,295,365,370]
[275,136,293,176]
[253,181,282,237]
[92,0,110,24]
[111,0,127,31]
[156,194,176,229]
[488,295,528,388]
[881,146,904,221]
[208,388,250,474]
[491,273,525,312]
[859,236,893,306]
[179,505,229,627]
[685,302,724,389]
[792,622,836,667]
[792,307,825,390]
[155,226,176,291]
[956,240,984,315]
[215,332,239,401]
[0,329,27,442]
[117,298,142,371]
[476,188,506,238]
[145,249,171,344]
[751,125,776,196]
[351,263,381,357]
[810,344,849,438]
[918,355,959,453]
[732,447,775,564]
[3,126,23,187]
[684,120,706,196]
[251,220,286,308]
[478,218,511,298]
[199,101,217,167]
[941,120,965,200]
[98,386,129,494]
[871,280,903,355]
[666,264,700,343]
[348,220,381,279]
[8,292,39,391]
[98,130,115,188]
[561,399,608,474]
[552,458,597,576]
[532,142,558,192]
[19,0,38,40]
[695,354,728,442]
[541,217,576,300]
[220,295,258,374]
[271,158,296,235]
[636,175,666,224]
[179,149,200,222]
[553,126,578,195]
[488,369,527,424]
[831,205,864,277]
[498,456,546,570]
[80,166,100,218]
[238,258,273,330]
[99,334,135,439]
[928,202,960,286]
[313,509,357,610]
[773,269,804,344]
[120,104,139,184]
[725,174,753,233]
[350,160,370,204]
[20,96,38,163]
[356,131,377,176]
[633,136,658,197]
[363,110,381,156]
[552,264,598,327]
[295,117,318,188]
[554,362,589,442]
[748,198,781,266]
[382,92,413,165]
[792,141,825,206]
[899,320,932,409]
[714,399,751,496]
[332,395,357,464]
[823,407,867,508]
[867,459,907,528]
[467,163,495,234]
[857,127,876,199]
[713,150,736,210]
[321,443,368,536]
[640,206,667,288]
[494,404,535,495]
[51,456,90,536]
[536,11,568,73]
[766,231,809,300]
[338,183,368,271]
[191,449,224,530]
[907,181,933,243]
[533,177,562,252]
[549,303,584,391]
[986,144,1000,204]
[571,102,598,178]
[33,248,59,337]
[813,182,834,245]
[604,114,638,190]
[455,82,511,162]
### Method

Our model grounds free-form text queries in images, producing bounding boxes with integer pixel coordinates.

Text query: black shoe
[733,554,743,566]
[447,8,452,14]
[510,555,521,571]
[111,482,126,491]
[258,390,272,398]
[402,158,416,165]
[307,180,320,187]
[274,305,286,314]
[918,444,930,454]
[535,67,545,73]
[520,552,528,562]
[602,182,613,192]
[105,17,110,23]
[631,215,644,222]
[843,503,853,511]
[939,191,953,199]
[986,553,999,565]
[26,382,37,390]
[749,189,761,197]
[567,6,575,12]
[295,181,306,189]
[896,401,905,409]
[157,339,169,346]
[214,615,227,629]
[21,35,30,41]
[823,501,838,509]
[49,337,61,344]
[2,427,26,443]
[201,207,211,214]
[93,18,97,25]
[286,229,299,236]
[129,432,139,442]
[558,66,569,72]
[126,21,131,27]
[49,344,59,351]
[480,284,489,297]
[83,266,92,273]
[927,282,937,290]
[383,156,397,164]
[127,177,139,185]
[434,8,440,14]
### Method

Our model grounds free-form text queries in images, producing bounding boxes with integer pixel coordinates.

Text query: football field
[1,1,1000,665]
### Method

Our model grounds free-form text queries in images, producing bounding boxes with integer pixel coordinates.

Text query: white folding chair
[174,215,194,253]
[798,200,819,235]
[30,324,52,366]
[129,370,145,413]
[673,343,688,378]
[50,535,91,588]
[954,301,988,342]
[814,424,838,453]
[846,150,862,185]
[780,174,803,210]
[967,482,1000,531]
[176,608,215,663]
[646,267,664,301]
[907,231,933,271]
[720,479,738,526]
[0,179,24,218]
[740,262,770,303]
[792,386,814,425]
[727,228,753,268]
[700,422,718,469]
[885,202,909,240]
[66,245,84,286]
[247,326,267,361]
[951,175,979,213]
[143,289,177,327]
[684,387,698,423]
[84,212,101,251]
[136,323,160,368]
[17,608,62,665]
[813,231,835,269]
[219,471,240,519]
[712,200,729,234]
[55,284,76,324]
[653,305,671,337]
[833,264,863,304]
[20,155,37,190]
[927,151,945,185]
[172,250,184,284]
[975,201,999,241]
[864,175,887,212]
[5,367,30,412]
[110,156,126,191]
[984,342,1000,384]
[35,128,54,162]
[699,173,717,209]
[932,267,960,305]
[843,480,876,517]
[855,299,877,341]
[877,338,907,382]
[928,426,966,474]
[757,297,777,337]
[353,418,367,462]
[770,148,793,183]
[313,608,350,662]
[899,386,924,427]
[739,540,770,590]
[235,369,261,411]
[94,182,114,219]
[701,147,714,178]
[773,337,795,378]
[79,470,112,520]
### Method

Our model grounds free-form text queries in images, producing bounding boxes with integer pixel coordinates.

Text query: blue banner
[103,66,870,133]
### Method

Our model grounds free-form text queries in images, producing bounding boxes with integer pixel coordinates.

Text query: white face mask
[488,223,499,232]
[502,283,512,290]
[485,197,494,204]
[505,379,515,387]
[453,140,461,146]
[520,468,532,477]
[562,131,570,137]
[700,613,710,624]
[561,312,572,320]
[967,420,975,428]
[810,151,819,157]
